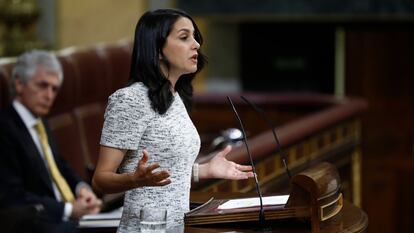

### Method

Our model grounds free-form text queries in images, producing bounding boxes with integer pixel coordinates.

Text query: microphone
[226,96,268,230]
[240,95,292,179]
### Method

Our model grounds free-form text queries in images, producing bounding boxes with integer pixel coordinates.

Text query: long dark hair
[128,8,206,114]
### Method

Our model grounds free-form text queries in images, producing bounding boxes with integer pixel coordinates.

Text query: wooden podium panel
[184,201,367,233]
[188,192,368,233]
[186,163,345,233]
[78,192,367,233]
[79,163,367,233]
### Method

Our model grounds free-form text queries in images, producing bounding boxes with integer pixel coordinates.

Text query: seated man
[0,50,102,233]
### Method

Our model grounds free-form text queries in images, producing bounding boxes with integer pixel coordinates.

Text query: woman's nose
[192,39,200,50]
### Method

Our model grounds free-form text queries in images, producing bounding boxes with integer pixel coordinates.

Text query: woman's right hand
[130,150,171,187]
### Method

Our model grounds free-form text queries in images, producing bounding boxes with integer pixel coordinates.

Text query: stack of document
[79,207,122,228]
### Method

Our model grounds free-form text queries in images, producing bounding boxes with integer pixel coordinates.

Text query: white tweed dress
[100,82,200,232]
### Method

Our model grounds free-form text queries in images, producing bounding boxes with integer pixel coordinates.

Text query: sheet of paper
[81,207,123,220]
[218,195,289,210]
[78,219,120,228]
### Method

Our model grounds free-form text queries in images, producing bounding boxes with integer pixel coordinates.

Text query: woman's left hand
[199,145,254,180]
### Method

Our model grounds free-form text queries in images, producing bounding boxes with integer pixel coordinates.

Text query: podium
[185,162,353,233]
[77,162,367,233]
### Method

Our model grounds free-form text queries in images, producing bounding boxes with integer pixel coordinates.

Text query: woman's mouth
[190,54,198,63]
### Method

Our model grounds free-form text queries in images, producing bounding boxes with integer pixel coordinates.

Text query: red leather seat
[50,54,79,116]
[48,113,90,182]
[73,102,106,171]
[100,42,132,96]
[0,61,14,110]
[70,48,111,106]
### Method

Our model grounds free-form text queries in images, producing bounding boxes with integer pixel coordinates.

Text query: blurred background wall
[0,0,146,52]
[1,0,414,232]
[56,0,145,48]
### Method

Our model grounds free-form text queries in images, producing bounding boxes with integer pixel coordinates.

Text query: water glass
[140,207,167,233]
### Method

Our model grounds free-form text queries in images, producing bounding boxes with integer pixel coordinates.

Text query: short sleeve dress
[100,82,200,232]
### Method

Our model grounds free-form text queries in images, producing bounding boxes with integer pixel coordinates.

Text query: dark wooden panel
[346,26,414,233]
[346,26,414,158]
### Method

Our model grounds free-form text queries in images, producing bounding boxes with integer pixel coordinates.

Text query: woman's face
[161,17,200,79]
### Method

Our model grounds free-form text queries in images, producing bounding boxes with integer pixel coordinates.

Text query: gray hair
[12,50,63,86]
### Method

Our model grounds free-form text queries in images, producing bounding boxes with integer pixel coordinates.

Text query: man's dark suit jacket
[0,105,82,231]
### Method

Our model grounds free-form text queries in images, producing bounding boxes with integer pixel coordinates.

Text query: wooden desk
[183,201,366,233]
[79,192,367,233]
[187,192,368,233]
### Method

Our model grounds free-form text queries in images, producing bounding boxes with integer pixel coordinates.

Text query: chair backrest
[49,113,89,181]
[0,60,14,110]
[49,54,79,115]
[99,42,132,94]
[73,102,106,170]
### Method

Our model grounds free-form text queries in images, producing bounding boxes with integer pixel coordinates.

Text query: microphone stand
[227,96,270,231]
[240,96,292,179]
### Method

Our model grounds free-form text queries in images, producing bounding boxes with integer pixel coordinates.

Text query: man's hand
[71,187,102,219]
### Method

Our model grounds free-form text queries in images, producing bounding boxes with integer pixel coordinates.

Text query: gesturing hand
[205,145,254,180]
[131,150,171,187]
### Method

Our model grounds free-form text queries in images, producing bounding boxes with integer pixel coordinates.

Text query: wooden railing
[190,93,367,207]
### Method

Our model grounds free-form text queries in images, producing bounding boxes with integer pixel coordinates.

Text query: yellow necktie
[34,120,75,202]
